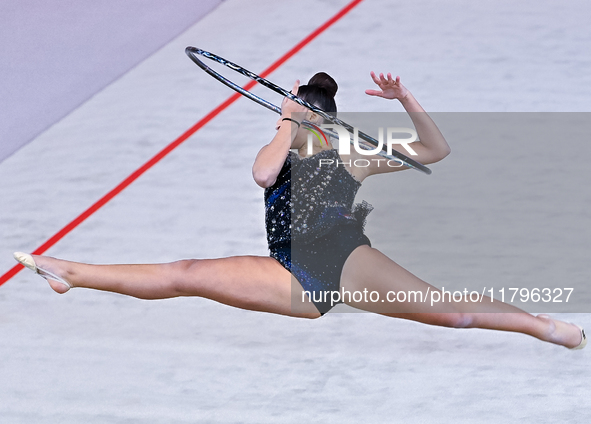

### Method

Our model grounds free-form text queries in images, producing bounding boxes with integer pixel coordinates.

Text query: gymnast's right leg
[17,254,321,319]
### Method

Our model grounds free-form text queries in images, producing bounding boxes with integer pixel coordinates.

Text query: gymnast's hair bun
[308,72,338,98]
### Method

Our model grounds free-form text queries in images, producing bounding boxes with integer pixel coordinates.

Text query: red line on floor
[1,0,364,286]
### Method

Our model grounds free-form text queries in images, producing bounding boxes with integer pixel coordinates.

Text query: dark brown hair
[297,72,338,114]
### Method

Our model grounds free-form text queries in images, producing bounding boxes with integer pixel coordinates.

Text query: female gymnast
[14,71,586,349]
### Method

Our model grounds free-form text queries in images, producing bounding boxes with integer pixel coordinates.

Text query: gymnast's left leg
[339,246,585,349]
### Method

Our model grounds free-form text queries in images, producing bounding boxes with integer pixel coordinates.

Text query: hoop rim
[185,46,431,175]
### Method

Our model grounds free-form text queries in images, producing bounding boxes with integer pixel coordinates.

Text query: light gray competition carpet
[1,1,589,422]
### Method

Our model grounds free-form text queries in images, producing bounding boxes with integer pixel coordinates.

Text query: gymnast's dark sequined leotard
[264,149,372,314]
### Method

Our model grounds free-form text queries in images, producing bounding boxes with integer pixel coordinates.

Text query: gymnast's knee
[441,312,473,329]
[166,259,206,295]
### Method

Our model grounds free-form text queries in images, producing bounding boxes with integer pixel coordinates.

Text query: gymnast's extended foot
[13,252,72,294]
[537,314,587,350]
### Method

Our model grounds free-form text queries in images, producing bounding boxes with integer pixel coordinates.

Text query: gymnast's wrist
[281,117,301,128]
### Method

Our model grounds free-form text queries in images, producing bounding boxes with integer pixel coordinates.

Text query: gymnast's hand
[365,72,409,101]
[279,80,308,127]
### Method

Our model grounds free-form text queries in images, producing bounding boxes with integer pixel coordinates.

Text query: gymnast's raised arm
[362,72,451,177]
[252,80,308,188]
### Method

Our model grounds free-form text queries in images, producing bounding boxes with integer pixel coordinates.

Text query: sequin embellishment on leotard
[264,149,372,270]
[290,149,372,244]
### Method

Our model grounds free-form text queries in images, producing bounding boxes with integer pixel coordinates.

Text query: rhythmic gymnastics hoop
[185,46,431,175]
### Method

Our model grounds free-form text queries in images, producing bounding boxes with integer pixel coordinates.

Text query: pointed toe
[571,325,587,350]
[13,252,72,291]
[13,252,37,272]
